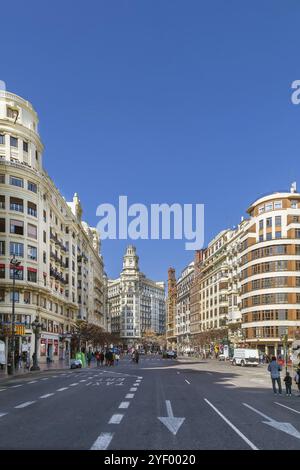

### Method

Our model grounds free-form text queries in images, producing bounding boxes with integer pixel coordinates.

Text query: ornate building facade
[0,88,108,366]
[108,246,165,345]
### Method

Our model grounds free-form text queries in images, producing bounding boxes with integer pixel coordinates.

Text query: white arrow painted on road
[158,400,185,435]
[243,403,300,440]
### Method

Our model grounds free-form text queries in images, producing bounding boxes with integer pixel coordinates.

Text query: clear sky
[2,1,300,282]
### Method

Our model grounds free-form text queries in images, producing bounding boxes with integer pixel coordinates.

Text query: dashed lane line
[69,383,79,387]
[126,394,134,399]
[0,413,8,418]
[11,384,23,388]
[15,401,36,409]
[39,393,55,399]
[130,387,137,392]
[28,381,37,384]
[185,379,190,385]
[119,401,130,409]
[91,432,114,450]
[109,414,124,424]
[0,389,6,392]
[57,387,68,392]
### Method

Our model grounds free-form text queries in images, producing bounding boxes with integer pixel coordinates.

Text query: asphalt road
[1,355,300,450]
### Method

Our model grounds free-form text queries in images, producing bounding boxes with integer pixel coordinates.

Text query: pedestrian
[284,371,292,396]
[87,350,92,368]
[100,351,104,366]
[134,350,139,364]
[115,353,119,365]
[294,363,300,395]
[105,350,110,366]
[95,351,100,368]
[267,355,282,395]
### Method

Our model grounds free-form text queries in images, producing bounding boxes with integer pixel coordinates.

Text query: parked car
[231,348,259,367]
[218,354,226,361]
[70,359,82,369]
[163,350,177,359]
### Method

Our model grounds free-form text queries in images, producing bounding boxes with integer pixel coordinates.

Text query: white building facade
[0,88,108,366]
[108,246,165,345]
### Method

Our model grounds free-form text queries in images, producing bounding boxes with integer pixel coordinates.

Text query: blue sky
[2,1,300,281]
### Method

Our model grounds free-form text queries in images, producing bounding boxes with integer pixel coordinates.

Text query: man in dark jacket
[268,356,282,394]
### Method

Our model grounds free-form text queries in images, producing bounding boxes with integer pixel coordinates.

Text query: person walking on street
[294,363,300,395]
[268,356,282,394]
[134,350,139,364]
[100,351,104,366]
[95,351,100,368]
[87,350,92,368]
[284,371,292,396]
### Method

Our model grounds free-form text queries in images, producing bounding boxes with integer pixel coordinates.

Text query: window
[43,230,46,243]
[23,141,28,153]
[28,181,37,193]
[27,224,37,239]
[275,231,281,239]
[27,268,37,283]
[0,219,5,232]
[28,245,37,260]
[10,136,18,148]
[266,217,272,227]
[43,210,46,222]
[0,241,5,255]
[0,135,5,145]
[259,234,263,242]
[258,206,264,214]
[266,233,272,241]
[35,150,38,161]
[265,202,273,212]
[0,265,5,278]
[27,201,37,217]
[10,197,23,212]
[10,219,24,235]
[0,290,5,302]
[0,195,5,209]
[10,176,23,187]
[43,251,46,263]
[275,216,281,227]
[0,174,5,184]
[291,200,298,209]
[10,267,23,280]
[259,220,263,230]
[274,200,282,209]
[10,242,24,257]
[10,291,19,302]
[24,292,31,304]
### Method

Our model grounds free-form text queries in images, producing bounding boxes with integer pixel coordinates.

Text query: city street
[0,355,300,450]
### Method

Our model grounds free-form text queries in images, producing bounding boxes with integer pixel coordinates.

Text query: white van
[231,348,259,367]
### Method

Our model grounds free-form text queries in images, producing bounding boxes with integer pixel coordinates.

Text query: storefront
[39,333,60,364]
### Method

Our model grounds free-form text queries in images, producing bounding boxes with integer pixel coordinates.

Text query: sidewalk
[0,360,71,382]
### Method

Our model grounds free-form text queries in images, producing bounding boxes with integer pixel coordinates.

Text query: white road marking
[130,387,137,391]
[177,372,180,375]
[0,413,8,418]
[28,381,37,384]
[275,402,300,415]
[11,384,23,388]
[108,414,124,424]
[205,399,258,450]
[69,383,79,387]
[158,400,185,435]
[133,383,140,386]
[80,379,87,382]
[126,393,134,399]
[91,432,114,450]
[243,402,300,439]
[138,376,143,379]
[86,382,92,386]
[185,379,190,385]
[57,387,68,392]
[15,401,36,409]
[41,378,49,381]
[0,389,6,392]
[119,401,130,409]
[206,372,212,375]
[39,393,55,399]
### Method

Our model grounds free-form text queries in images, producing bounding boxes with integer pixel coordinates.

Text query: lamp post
[281,331,289,376]
[10,255,21,375]
[30,318,42,371]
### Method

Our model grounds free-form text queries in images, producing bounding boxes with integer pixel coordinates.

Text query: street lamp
[30,317,42,371]
[281,331,289,376]
[10,255,21,375]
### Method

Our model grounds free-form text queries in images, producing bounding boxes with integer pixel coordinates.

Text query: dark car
[163,350,177,359]
[70,359,82,369]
